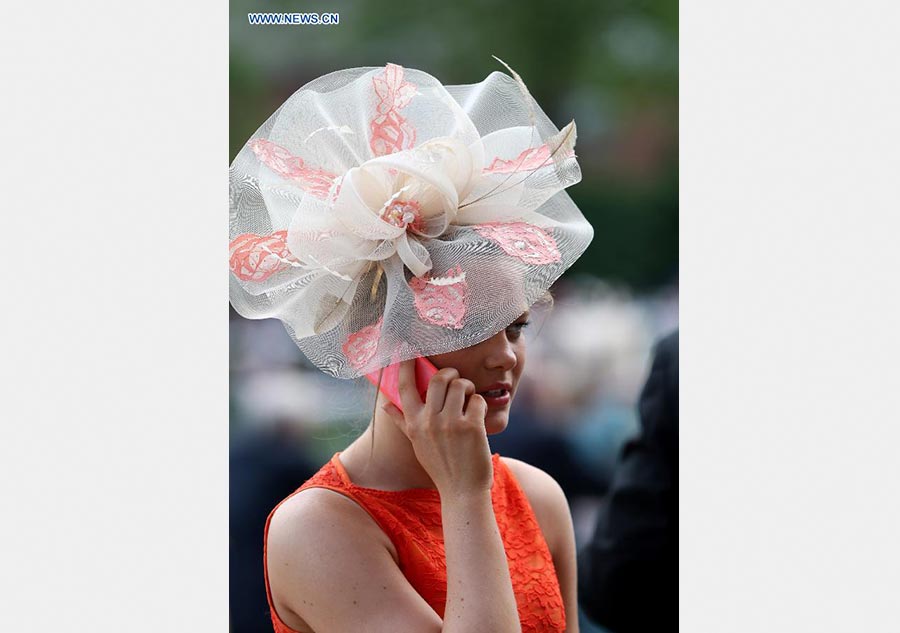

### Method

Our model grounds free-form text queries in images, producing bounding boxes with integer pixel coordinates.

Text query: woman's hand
[381,358,493,498]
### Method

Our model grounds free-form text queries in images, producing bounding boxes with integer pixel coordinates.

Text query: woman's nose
[483,330,518,370]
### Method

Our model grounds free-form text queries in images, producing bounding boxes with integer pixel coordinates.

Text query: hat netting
[229,62,594,378]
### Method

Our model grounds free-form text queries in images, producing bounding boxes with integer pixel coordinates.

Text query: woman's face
[427,311,530,435]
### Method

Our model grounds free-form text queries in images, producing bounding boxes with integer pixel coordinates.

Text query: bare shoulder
[499,457,571,552]
[266,487,440,633]
[271,485,369,528]
[268,486,397,566]
[500,456,568,504]
[269,488,390,544]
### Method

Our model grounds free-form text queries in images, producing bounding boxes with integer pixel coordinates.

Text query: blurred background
[230,1,677,631]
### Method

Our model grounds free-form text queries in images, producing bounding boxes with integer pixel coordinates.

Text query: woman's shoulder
[271,485,357,524]
[499,456,566,499]
[265,487,434,632]
[269,485,398,562]
[498,457,570,554]
[266,458,397,560]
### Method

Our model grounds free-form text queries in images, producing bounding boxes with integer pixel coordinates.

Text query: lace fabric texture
[263,453,566,633]
[229,63,594,379]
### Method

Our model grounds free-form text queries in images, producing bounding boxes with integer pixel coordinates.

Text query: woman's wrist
[439,486,494,507]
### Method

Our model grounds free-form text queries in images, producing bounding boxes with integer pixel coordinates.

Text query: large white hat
[229,61,594,378]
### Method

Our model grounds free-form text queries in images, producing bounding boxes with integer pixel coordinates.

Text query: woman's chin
[484,411,509,435]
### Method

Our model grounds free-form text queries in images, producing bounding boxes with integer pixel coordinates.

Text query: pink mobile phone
[365,356,439,413]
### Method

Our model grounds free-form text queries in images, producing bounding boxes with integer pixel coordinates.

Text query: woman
[265,307,579,633]
[229,62,594,632]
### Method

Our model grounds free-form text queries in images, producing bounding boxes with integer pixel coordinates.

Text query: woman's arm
[441,490,521,633]
[267,488,444,633]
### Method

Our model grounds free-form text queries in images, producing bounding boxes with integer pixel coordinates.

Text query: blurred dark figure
[230,422,317,633]
[577,330,678,632]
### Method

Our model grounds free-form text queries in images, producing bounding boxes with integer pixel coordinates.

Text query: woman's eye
[507,320,530,339]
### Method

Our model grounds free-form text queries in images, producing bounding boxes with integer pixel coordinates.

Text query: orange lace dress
[263,452,566,633]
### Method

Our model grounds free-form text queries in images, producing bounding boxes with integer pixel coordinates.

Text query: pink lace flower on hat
[473,222,561,265]
[410,265,468,329]
[249,139,337,200]
[342,317,384,372]
[229,230,296,282]
[370,63,418,157]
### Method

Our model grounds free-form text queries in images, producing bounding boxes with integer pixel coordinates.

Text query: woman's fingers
[464,392,488,421]
[443,378,475,417]
[381,401,408,435]
[424,367,459,414]
[397,358,424,415]
[389,363,494,496]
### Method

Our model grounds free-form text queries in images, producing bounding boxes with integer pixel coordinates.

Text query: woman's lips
[479,387,511,407]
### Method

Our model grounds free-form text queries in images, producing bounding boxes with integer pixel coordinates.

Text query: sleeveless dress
[263,452,567,633]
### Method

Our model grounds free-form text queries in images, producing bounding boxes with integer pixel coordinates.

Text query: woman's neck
[340,392,438,491]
